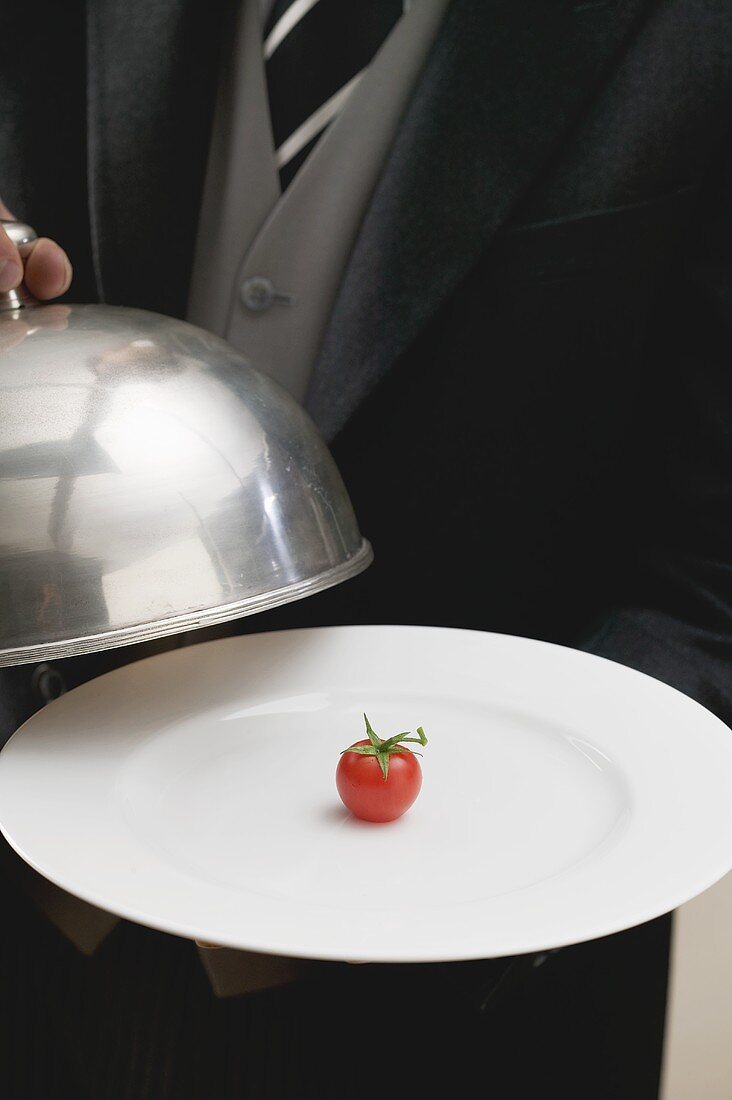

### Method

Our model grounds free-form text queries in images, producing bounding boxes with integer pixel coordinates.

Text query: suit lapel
[306,0,658,441]
[86,0,231,316]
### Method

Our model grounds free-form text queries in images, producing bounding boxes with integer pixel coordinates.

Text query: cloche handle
[0,219,38,312]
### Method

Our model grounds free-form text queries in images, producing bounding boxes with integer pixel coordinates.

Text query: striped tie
[264,0,404,189]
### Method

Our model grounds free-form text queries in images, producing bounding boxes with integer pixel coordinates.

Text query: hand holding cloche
[0,198,72,301]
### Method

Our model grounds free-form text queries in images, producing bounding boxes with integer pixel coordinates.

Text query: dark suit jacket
[1,1,732,1095]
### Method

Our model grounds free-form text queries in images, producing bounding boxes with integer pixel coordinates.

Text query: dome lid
[0,222,371,666]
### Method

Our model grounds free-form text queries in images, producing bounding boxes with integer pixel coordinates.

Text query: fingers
[20,237,72,300]
[0,196,73,300]
[195,940,222,949]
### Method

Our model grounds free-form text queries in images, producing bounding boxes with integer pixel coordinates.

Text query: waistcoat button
[240,276,295,312]
[241,276,275,312]
[31,663,67,705]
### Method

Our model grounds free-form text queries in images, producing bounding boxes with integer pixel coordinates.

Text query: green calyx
[341,714,428,780]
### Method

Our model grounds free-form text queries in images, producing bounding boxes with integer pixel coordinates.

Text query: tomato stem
[340,715,428,780]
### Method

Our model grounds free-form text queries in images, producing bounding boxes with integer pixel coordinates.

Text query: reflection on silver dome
[0,305,371,665]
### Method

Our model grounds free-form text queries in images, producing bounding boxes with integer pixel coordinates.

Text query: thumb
[0,201,23,294]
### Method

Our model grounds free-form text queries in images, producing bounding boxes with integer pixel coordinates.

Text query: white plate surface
[1,626,731,963]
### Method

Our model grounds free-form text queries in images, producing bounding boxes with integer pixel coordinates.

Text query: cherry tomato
[335,716,428,823]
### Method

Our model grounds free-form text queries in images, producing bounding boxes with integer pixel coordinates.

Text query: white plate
[1,625,731,963]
